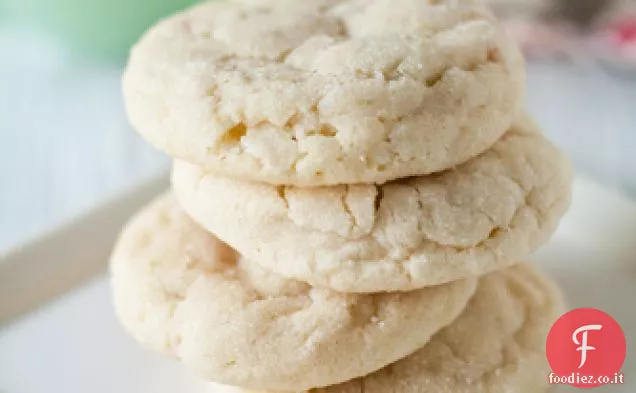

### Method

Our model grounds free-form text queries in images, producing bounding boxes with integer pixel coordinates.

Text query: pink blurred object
[502,18,582,58]
[501,11,636,67]
[592,14,636,65]
[490,0,636,68]
[606,17,636,60]
[612,19,636,44]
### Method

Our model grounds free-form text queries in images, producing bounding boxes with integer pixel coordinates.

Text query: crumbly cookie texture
[124,0,525,186]
[214,264,565,393]
[172,114,573,293]
[110,194,477,391]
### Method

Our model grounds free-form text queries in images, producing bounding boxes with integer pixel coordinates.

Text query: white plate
[0,176,634,393]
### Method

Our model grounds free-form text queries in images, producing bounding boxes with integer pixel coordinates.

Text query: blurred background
[0,0,635,253]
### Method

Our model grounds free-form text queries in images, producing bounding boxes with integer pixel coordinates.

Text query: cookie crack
[333,17,350,39]
[276,185,289,209]
[404,179,551,256]
[290,152,309,172]
[373,185,384,214]
[319,171,563,288]
[341,185,359,232]
[412,184,426,236]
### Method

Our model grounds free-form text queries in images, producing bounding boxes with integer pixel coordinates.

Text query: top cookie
[123,0,525,186]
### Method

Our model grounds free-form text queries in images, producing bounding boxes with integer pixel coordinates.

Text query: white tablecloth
[1,26,635,253]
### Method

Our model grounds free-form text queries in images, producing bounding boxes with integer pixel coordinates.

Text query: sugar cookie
[110,194,477,390]
[173,114,572,292]
[214,264,564,393]
[124,0,524,186]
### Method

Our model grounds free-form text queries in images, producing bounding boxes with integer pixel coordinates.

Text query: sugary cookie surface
[173,114,573,292]
[124,0,525,186]
[110,194,477,391]
[213,264,564,393]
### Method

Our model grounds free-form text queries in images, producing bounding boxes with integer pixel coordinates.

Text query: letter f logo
[572,324,603,369]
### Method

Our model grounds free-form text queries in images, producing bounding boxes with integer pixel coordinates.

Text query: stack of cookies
[111,0,574,392]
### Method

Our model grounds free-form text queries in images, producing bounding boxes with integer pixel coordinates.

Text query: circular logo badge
[546,308,626,388]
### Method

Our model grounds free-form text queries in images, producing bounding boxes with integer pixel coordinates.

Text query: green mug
[3,0,201,62]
